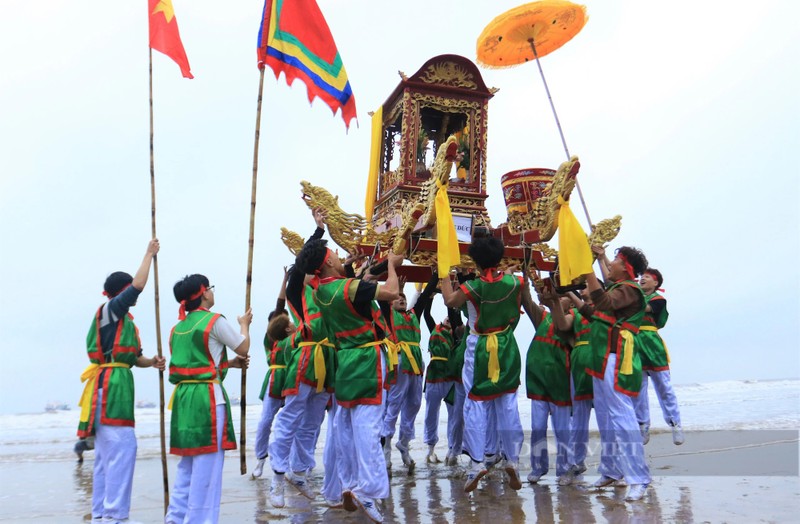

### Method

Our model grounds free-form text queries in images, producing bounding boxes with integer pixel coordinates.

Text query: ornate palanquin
[372,54,494,237]
[287,54,621,283]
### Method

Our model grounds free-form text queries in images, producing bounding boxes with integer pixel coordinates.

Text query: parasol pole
[528,38,593,228]
[148,47,170,514]
[241,66,267,475]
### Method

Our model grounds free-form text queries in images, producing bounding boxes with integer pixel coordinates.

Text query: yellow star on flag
[152,0,175,23]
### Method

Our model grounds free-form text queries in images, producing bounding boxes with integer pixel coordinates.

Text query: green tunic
[637,293,670,371]
[570,309,594,400]
[425,323,454,384]
[282,286,336,395]
[525,311,571,405]
[312,277,387,408]
[390,309,423,376]
[461,274,522,400]
[78,307,141,438]
[586,280,646,396]
[168,310,237,456]
[259,336,290,401]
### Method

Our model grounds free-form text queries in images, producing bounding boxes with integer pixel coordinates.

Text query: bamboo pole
[528,38,593,228]
[148,48,170,513]
[241,67,267,475]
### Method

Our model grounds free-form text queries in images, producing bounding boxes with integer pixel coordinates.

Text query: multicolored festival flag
[149,0,193,79]
[257,0,357,129]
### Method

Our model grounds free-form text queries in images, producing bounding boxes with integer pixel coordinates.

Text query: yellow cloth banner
[78,362,130,424]
[619,329,635,375]
[556,195,593,286]
[639,325,670,363]
[299,338,335,392]
[168,379,221,410]
[365,106,383,219]
[396,341,421,375]
[435,179,461,276]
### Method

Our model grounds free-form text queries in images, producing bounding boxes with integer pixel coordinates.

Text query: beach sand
[2,429,797,523]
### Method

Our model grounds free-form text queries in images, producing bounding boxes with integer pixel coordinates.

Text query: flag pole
[241,67,266,475]
[149,47,170,513]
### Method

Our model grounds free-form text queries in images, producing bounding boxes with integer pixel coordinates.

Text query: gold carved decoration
[588,215,622,247]
[300,181,366,254]
[418,62,477,90]
[280,227,305,256]
[504,156,579,241]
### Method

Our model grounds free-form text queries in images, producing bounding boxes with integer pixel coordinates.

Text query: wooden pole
[241,67,266,475]
[149,48,170,513]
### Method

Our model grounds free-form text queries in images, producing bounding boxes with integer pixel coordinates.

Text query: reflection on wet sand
[249,463,699,524]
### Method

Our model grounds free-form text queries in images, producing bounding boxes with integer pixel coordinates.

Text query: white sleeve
[210,316,246,352]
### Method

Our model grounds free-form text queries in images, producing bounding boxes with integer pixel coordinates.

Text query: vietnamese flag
[149,0,193,79]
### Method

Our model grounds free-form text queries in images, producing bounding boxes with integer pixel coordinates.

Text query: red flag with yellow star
[149,0,193,79]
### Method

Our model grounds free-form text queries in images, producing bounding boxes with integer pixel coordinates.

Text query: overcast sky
[1,1,798,415]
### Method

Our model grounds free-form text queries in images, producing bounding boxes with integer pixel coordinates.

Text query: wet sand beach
[2,429,797,523]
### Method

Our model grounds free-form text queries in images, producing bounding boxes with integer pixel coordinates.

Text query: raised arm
[375,253,403,302]
[131,238,160,291]
[591,245,611,282]
[440,273,468,309]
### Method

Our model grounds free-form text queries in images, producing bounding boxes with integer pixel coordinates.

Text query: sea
[1,378,797,464]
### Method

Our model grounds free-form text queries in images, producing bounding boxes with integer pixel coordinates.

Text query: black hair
[295,238,329,275]
[267,309,289,321]
[644,268,664,288]
[104,271,133,298]
[615,246,649,277]
[173,274,210,313]
[468,236,504,270]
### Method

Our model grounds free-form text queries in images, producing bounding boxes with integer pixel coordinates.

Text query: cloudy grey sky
[1,1,798,415]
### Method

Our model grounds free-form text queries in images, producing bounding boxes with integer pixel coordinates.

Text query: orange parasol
[476,1,588,68]
[475,1,592,225]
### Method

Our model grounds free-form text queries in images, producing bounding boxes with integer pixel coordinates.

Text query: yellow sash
[619,329,635,375]
[397,341,421,375]
[574,341,589,347]
[430,356,448,362]
[472,325,511,384]
[269,365,287,370]
[168,379,221,410]
[379,339,398,372]
[78,362,130,424]
[298,338,335,393]
[639,325,670,363]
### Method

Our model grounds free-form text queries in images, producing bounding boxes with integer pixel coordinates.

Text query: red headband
[315,249,331,275]
[616,253,636,280]
[643,270,665,292]
[102,283,131,299]
[178,285,207,320]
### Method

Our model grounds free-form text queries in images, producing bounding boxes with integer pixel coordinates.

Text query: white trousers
[461,339,523,464]
[529,399,571,477]
[254,395,283,460]
[92,388,136,521]
[423,381,454,446]
[568,398,593,468]
[321,399,341,501]
[634,369,682,427]
[335,355,389,501]
[269,383,331,473]
[446,382,465,456]
[592,354,651,484]
[381,370,423,443]
[165,404,227,524]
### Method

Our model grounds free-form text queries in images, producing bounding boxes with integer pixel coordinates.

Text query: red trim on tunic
[527,394,572,407]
